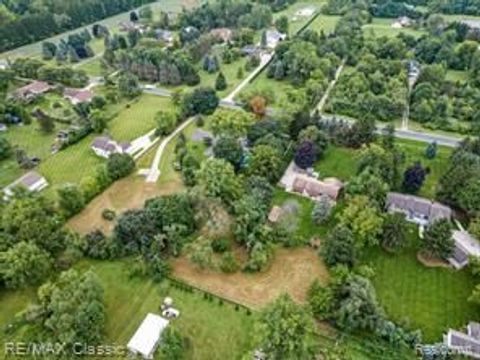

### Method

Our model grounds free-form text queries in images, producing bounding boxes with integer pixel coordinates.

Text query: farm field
[363,18,425,38]
[75,259,256,360]
[364,233,478,342]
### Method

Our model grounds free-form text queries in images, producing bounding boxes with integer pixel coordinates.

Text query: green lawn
[108,94,173,142]
[446,69,469,83]
[314,139,452,199]
[306,14,341,34]
[273,1,323,35]
[76,58,105,77]
[76,259,255,360]
[363,18,425,38]
[363,231,478,342]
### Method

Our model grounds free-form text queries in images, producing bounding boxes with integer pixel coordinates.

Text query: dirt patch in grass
[417,251,451,268]
[67,175,183,235]
[171,247,329,309]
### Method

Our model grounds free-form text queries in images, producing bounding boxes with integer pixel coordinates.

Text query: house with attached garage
[3,171,48,199]
[13,81,53,102]
[265,29,286,49]
[63,88,94,105]
[91,136,131,158]
[385,192,452,227]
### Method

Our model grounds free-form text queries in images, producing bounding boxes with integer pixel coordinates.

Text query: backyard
[364,232,478,342]
[75,259,257,360]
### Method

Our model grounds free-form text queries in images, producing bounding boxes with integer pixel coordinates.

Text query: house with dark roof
[385,192,452,226]
[13,81,53,102]
[445,322,480,358]
[291,175,343,201]
[91,136,131,158]
[3,171,48,199]
[449,230,480,269]
[64,88,94,105]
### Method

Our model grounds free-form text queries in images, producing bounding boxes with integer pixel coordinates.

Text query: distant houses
[444,322,480,359]
[91,136,131,158]
[391,16,413,29]
[13,81,53,102]
[385,192,452,227]
[63,87,94,105]
[3,171,48,199]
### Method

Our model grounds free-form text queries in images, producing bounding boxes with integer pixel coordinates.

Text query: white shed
[127,313,169,359]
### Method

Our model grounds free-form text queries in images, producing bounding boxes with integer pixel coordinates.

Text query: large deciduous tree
[421,219,453,260]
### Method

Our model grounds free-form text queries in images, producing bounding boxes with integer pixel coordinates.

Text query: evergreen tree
[215,72,227,91]
[425,141,437,159]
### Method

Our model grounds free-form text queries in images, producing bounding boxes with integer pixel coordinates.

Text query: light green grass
[75,259,255,360]
[364,231,478,342]
[76,58,105,77]
[363,18,425,38]
[446,69,469,82]
[306,14,341,34]
[273,1,323,35]
[108,95,173,142]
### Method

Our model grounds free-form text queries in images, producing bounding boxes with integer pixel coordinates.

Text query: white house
[91,136,131,158]
[295,7,316,17]
[127,313,169,359]
[444,322,480,359]
[3,171,48,199]
[265,29,286,49]
[449,230,480,269]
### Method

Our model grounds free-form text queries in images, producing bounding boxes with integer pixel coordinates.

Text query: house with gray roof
[449,230,480,269]
[91,136,131,158]
[385,192,452,226]
[444,322,480,358]
[265,29,286,49]
[3,171,48,199]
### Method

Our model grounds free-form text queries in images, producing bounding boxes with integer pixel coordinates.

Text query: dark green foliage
[23,269,105,352]
[0,137,12,160]
[57,184,85,217]
[213,136,244,170]
[402,162,428,193]
[106,153,135,181]
[294,141,317,169]
[425,142,437,159]
[211,238,230,253]
[159,328,187,359]
[181,87,219,117]
[421,219,454,259]
[322,225,357,268]
[215,72,227,91]
[381,213,408,251]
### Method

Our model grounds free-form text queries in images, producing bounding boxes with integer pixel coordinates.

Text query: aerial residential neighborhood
[2,0,480,359]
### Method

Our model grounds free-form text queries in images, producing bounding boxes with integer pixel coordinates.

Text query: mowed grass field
[273,1,323,35]
[108,94,173,141]
[76,259,255,360]
[364,232,478,342]
[306,14,341,34]
[363,18,425,38]
[314,139,452,199]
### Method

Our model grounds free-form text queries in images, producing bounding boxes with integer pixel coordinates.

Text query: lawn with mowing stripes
[306,14,341,34]
[363,231,478,342]
[108,94,173,142]
[75,259,255,360]
[363,18,425,38]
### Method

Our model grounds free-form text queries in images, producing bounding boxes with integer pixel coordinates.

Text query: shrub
[102,208,116,221]
[220,252,239,273]
[211,238,230,253]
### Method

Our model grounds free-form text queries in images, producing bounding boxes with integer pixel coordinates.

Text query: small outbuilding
[127,313,169,360]
[268,205,284,223]
[3,171,48,199]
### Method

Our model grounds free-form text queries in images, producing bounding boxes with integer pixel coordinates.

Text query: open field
[75,259,255,360]
[76,58,105,77]
[363,18,425,38]
[364,231,478,342]
[273,1,323,35]
[171,247,329,309]
[67,175,178,235]
[306,14,341,34]
[108,94,172,142]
